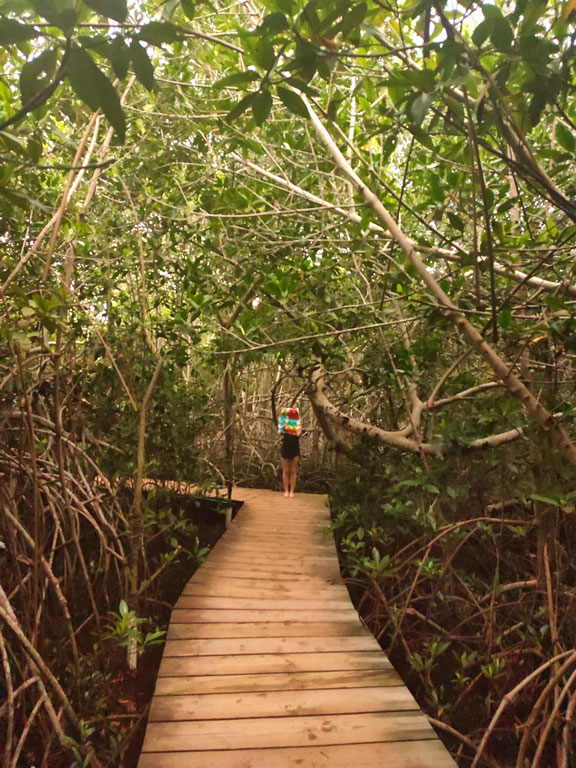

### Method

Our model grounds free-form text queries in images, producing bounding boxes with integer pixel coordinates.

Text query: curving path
[138,488,457,767]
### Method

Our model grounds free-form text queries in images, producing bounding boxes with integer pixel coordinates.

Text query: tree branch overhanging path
[284,94,576,465]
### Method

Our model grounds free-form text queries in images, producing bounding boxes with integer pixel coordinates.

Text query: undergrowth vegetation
[330,449,576,767]
[0,388,224,766]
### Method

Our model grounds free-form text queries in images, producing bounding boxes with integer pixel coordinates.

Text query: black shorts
[281,434,300,459]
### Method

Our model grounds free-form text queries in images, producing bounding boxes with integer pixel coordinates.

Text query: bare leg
[288,456,299,497]
[281,458,291,497]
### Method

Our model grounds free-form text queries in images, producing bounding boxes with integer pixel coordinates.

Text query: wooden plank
[220,530,332,540]
[149,686,419,722]
[197,565,339,580]
[205,551,335,564]
[223,537,328,547]
[162,636,377,656]
[231,517,328,527]
[158,651,392,677]
[221,524,331,535]
[226,526,329,537]
[216,531,329,542]
[223,530,331,540]
[209,547,332,560]
[184,575,346,591]
[138,741,456,768]
[175,596,353,612]
[167,621,367,639]
[141,711,436,752]
[181,582,349,600]
[169,609,358,624]
[190,569,338,583]
[195,565,339,582]
[201,553,340,575]
[202,552,334,565]
[154,669,404,695]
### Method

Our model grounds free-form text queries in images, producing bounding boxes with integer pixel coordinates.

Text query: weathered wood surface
[139,488,457,766]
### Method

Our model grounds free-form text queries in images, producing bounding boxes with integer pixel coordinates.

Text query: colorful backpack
[279,407,301,436]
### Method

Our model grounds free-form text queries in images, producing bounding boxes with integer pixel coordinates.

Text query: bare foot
[288,492,294,498]
[283,492,289,497]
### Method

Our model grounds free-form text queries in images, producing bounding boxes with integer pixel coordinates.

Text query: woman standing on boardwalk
[279,407,301,498]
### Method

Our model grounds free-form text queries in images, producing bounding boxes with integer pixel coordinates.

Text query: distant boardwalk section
[138,488,457,767]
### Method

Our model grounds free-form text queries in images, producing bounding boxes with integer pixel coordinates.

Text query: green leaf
[251,89,272,125]
[119,599,129,616]
[83,0,127,22]
[226,92,256,122]
[181,0,195,19]
[253,38,276,71]
[447,212,465,231]
[321,0,350,34]
[290,41,317,82]
[482,4,503,20]
[339,2,367,38]
[275,0,295,13]
[556,122,575,152]
[107,36,130,80]
[411,91,431,125]
[27,133,43,162]
[531,493,562,506]
[496,198,517,214]
[67,47,126,141]
[277,86,309,118]
[362,22,389,46]
[19,48,57,105]
[491,19,513,52]
[0,130,28,156]
[32,0,78,31]
[545,295,567,312]
[407,125,434,150]
[472,19,492,47]
[130,39,155,91]
[138,21,180,46]
[162,0,181,20]
[0,185,50,211]
[0,16,39,43]
[528,90,546,127]
[214,70,260,89]
[259,12,289,34]
[499,308,512,329]
[388,68,435,91]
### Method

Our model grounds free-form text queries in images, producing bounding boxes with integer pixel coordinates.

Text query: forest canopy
[1,0,576,765]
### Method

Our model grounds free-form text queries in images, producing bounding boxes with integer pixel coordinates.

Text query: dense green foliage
[1,0,576,764]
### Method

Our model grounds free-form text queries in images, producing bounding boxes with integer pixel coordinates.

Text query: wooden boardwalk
[138,489,457,767]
